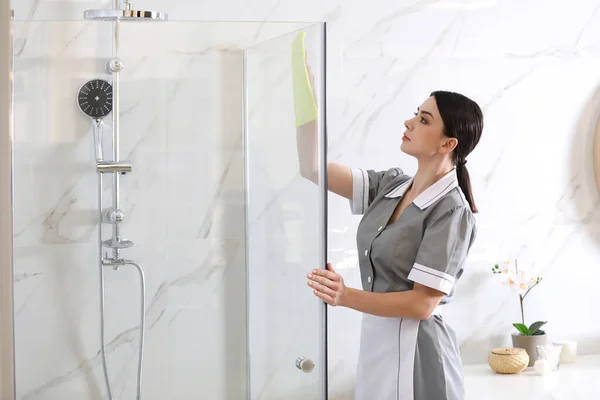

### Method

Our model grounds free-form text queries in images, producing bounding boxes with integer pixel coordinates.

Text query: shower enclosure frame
[0,2,15,399]
[0,6,329,399]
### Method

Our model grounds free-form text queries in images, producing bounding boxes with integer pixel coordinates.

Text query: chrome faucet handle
[295,357,315,373]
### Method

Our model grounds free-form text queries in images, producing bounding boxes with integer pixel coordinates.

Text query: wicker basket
[488,347,529,374]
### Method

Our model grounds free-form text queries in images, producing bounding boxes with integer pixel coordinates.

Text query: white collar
[384,168,459,210]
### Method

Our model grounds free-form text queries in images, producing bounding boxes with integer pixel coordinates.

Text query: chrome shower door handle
[295,357,315,373]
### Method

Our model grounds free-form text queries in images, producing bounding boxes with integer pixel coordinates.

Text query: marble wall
[11,0,600,399]
[11,14,318,400]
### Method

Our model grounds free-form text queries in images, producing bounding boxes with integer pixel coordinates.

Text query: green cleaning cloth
[292,31,319,128]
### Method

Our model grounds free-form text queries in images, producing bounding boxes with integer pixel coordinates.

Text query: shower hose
[97,171,147,400]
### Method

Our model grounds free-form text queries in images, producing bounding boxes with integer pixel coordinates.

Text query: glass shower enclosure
[0,6,328,400]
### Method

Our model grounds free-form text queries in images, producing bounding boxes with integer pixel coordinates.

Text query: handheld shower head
[78,79,113,119]
[78,79,113,162]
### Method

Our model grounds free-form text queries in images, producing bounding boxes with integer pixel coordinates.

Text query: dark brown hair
[430,90,483,213]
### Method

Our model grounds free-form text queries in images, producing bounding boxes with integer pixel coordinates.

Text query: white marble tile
[325,53,600,391]
[321,2,600,395]
[452,223,600,362]
[11,16,280,400]
[11,1,600,399]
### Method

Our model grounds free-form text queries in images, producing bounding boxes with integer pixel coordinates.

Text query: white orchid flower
[501,260,513,274]
[507,270,536,295]
[504,274,526,295]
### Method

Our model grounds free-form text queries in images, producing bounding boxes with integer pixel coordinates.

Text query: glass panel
[11,19,322,400]
[12,21,114,400]
[0,4,15,399]
[245,23,327,399]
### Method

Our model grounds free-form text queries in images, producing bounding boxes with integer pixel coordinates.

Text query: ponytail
[456,162,477,213]
[429,90,483,214]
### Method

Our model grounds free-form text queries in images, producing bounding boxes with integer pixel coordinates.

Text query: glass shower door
[244,24,327,400]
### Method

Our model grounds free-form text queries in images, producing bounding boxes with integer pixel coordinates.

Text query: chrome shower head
[84,6,168,22]
[77,79,113,162]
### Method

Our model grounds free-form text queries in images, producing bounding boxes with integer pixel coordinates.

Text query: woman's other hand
[307,263,347,306]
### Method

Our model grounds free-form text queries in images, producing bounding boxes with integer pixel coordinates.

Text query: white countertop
[464,354,600,400]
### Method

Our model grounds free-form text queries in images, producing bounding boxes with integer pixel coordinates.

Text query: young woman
[293,35,483,400]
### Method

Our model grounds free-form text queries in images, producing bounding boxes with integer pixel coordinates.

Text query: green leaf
[528,321,547,335]
[513,323,530,336]
[533,329,546,336]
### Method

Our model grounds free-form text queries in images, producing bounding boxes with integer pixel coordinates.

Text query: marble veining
[10,1,600,399]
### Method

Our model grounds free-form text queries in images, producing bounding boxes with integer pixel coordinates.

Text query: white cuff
[408,263,455,295]
[349,168,369,215]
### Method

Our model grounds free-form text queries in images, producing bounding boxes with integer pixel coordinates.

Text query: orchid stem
[519,294,525,325]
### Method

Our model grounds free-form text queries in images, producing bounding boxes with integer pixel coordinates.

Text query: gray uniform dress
[349,167,476,400]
